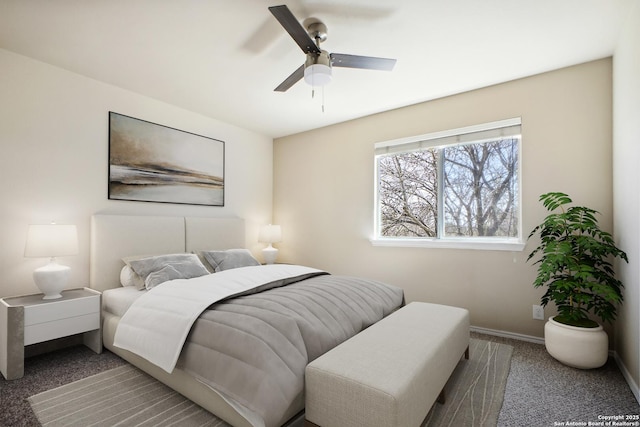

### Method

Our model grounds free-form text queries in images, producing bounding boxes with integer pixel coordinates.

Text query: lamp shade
[25,224,78,258]
[259,224,282,244]
[304,63,332,87]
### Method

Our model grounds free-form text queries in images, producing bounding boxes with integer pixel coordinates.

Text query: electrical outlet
[532,305,545,320]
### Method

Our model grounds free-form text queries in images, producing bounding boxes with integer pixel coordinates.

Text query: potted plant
[527,192,628,369]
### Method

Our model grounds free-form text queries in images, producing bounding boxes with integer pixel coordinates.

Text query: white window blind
[375,118,522,155]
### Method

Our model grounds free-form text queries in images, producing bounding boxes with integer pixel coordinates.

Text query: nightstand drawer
[1,288,102,380]
[24,312,100,345]
[24,294,99,326]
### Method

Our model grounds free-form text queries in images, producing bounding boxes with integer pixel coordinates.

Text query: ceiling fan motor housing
[305,50,331,68]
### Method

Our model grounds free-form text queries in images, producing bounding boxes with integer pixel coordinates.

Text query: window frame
[372,118,525,251]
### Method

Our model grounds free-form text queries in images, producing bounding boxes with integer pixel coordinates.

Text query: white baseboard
[470,325,545,345]
[613,351,640,405]
[471,325,640,406]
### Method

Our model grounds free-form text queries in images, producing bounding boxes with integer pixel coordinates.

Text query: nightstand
[0,287,102,380]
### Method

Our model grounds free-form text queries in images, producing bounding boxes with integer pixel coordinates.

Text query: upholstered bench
[304,301,470,427]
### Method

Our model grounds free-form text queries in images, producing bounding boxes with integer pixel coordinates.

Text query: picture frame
[108,112,225,206]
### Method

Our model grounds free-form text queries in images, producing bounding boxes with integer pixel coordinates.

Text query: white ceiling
[0,0,630,138]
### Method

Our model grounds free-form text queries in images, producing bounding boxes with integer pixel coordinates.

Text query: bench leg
[438,346,469,405]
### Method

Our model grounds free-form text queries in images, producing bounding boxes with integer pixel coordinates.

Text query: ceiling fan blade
[330,53,396,71]
[269,5,321,54]
[274,64,305,92]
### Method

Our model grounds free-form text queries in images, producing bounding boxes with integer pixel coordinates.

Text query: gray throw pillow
[128,253,210,290]
[143,265,184,289]
[202,249,260,272]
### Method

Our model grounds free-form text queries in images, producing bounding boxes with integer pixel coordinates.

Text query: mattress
[102,286,144,317]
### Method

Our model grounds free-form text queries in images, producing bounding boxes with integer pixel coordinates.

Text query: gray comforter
[176,273,404,427]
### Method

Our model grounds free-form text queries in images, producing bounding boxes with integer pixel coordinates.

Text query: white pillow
[119,265,145,289]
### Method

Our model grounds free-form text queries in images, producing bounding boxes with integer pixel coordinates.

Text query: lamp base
[262,246,278,265]
[33,261,70,299]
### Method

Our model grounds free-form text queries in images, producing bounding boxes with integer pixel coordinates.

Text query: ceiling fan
[269,4,397,92]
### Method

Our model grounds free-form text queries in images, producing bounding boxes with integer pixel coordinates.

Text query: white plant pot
[544,317,608,369]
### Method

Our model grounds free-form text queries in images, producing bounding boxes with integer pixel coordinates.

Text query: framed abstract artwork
[108,112,225,206]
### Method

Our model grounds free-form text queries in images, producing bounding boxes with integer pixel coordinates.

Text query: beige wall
[274,58,613,339]
[613,1,640,398]
[0,48,274,298]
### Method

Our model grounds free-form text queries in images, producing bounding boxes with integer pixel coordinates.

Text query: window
[373,118,523,250]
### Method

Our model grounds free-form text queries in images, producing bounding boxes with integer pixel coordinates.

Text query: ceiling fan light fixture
[304,50,332,87]
[304,63,332,86]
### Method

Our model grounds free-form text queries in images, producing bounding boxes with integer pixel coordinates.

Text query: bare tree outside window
[376,137,519,240]
[443,138,519,237]
[378,150,438,237]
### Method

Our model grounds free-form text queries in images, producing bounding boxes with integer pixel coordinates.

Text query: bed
[90,214,404,427]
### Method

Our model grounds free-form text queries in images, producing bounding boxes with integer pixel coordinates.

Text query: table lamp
[24,223,78,299]
[259,224,281,264]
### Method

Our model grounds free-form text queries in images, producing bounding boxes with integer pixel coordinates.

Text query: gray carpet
[0,345,127,427]
[4,332,638,426]
[481,333,640,427]
[27,339,512,427]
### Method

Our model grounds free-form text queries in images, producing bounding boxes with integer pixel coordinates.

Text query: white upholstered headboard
[90,214,245,292]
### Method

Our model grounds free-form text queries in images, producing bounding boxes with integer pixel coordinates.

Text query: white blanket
[113,264,323,373]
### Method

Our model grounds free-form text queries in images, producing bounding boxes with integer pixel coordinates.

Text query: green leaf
[527,192,628,325]
[540,192,573,211]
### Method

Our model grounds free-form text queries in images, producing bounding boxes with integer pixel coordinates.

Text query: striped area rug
[28,364,226,427]
[423,338,514,426]
[29,339,512,427]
